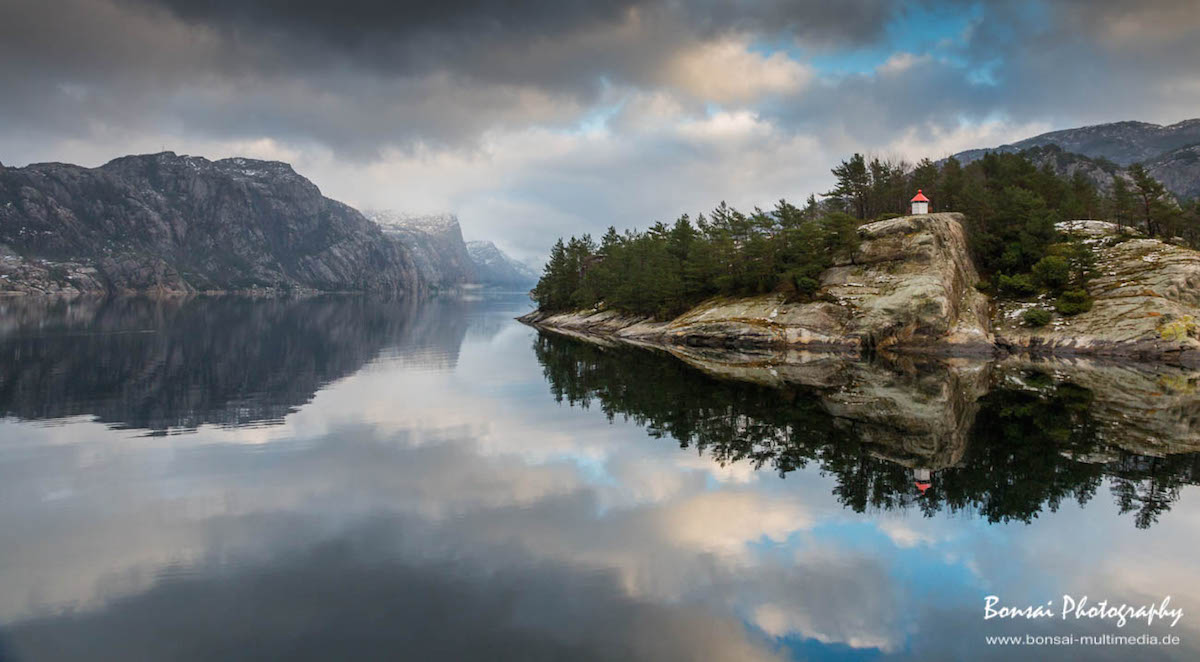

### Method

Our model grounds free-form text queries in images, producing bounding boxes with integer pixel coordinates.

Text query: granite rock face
[366,211,476,292]
[0,153,422,296]
[994,221,1200,362]
[522,212,992,354]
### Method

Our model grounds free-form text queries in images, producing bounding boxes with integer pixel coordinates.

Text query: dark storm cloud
[138,0,898,66]
[954,0,1200,124]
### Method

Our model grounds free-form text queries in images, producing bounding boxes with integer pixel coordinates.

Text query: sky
[2,0,1199,261]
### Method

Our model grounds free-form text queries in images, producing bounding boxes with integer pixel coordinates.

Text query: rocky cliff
[994,221,1200,361]
[0,153,422,296]
[365,211,476,292]
[523,214,1200,364]
[466,240,539,289]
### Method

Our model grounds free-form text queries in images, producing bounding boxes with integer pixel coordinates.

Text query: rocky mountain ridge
[951,119,1200,167]
[948,118,1200,200]
[0,153,422,296]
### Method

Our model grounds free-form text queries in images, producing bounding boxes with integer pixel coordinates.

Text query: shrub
[997,273,1037,297]
[1022,308,1052,327]
[790,274,821,298]
[1032,255,1071,292]
[1055,289,1094,316]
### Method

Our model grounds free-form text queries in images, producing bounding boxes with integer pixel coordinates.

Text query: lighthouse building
[910,190,930,215]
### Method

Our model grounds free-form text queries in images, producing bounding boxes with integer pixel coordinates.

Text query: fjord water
[1,294,1199,661]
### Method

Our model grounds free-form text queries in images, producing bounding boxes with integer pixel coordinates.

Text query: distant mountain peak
[945,117,1200,200]
[362,210,473,290]
[466,239,539,288]
[950,117,1200,167]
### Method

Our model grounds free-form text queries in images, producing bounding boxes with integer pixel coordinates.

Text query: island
[521,151,1200,364]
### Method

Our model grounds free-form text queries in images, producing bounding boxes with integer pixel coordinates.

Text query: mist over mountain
[466,240,539,289]
[365,211,538,290]
[366,210,477,292]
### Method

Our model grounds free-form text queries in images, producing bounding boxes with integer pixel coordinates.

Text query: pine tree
[938,157,964,211]
[1108,176,1135,229]
[1128,164,1170,236]
[911,158,940,209]
[827,153,870,219]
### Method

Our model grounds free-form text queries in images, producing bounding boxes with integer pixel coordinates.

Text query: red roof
[910,189,930,202]
[915,481,932,494]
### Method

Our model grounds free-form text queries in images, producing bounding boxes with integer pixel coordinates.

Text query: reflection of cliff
[533,330,1200,528]
[665,345,989,470]
[0,295,471,432]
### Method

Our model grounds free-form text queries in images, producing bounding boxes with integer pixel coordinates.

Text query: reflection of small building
[910,190,930,215]
[913,467,932,494]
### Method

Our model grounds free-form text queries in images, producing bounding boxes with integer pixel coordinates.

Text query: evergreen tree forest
[533,150,1200,319]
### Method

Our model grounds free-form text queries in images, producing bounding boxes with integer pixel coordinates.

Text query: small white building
[910,190,930,215]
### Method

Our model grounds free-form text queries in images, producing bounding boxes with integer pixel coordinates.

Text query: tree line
[533,149,1200,319]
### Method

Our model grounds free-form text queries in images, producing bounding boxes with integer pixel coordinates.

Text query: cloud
[2,0,1199,257]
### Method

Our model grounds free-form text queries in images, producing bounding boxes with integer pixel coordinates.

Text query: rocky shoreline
[520,214,1200,365]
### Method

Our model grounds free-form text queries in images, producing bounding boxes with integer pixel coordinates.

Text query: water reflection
[533,332,1200,529]
[1,294,1198,661]
[0,296,483,432]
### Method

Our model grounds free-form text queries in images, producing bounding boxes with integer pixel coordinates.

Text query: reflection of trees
[533,331,1200,528]
[0,295,468,432]
[921,378,1104,524]
[1110,455,1200,529]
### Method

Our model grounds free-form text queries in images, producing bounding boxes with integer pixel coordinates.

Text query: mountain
[1144,143,1200,201]
[365,211,476,292]
[951,119,1200,167]
[948,118,1200,200]
[1018,144,1125,191]
[0,153,422,296]
[364,211,538,290]
[466,240,539,288]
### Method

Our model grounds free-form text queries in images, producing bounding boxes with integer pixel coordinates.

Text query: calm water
[1,293,1199,661]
